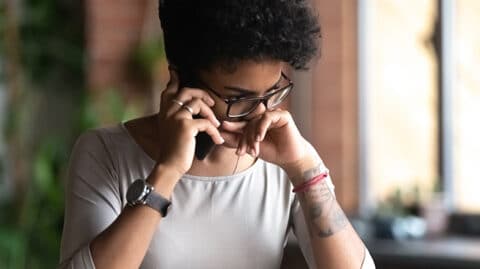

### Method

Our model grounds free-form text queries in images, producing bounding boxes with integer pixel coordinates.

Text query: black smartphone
[193,115,216,160]
[177,69,216,160]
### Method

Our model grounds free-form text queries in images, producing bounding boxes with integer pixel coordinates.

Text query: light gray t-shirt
[59,123,334,269]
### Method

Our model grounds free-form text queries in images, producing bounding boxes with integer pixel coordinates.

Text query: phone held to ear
[193,115,216,160]
[176,68,216,160]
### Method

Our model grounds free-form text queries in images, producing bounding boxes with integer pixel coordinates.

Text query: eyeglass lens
[228,85,292,117]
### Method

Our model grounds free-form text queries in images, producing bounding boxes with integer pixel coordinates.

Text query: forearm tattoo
[293,165,324,184]
[298,165,349,238]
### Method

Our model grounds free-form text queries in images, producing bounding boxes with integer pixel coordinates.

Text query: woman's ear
[168,64,178,71]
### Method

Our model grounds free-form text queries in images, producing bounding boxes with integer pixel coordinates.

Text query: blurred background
[0,0,479,268]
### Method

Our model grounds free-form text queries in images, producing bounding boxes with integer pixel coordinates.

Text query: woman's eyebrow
[223,73,283,94]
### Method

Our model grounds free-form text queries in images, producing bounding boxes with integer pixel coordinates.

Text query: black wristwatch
[126,179,172,217]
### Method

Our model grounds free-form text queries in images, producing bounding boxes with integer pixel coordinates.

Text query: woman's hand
[155,68,225,178]
[221,109,321,184]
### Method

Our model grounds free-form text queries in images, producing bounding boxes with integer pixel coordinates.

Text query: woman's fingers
[224,109,292,157]
[236,135,248,156]
[255,110,289,141]
[223,120,257,156]
[232,110,291,157]
[173,98,221,127]
[160,67,215,118]
[221,121,251,156]
[253,140,260,157]
[255,113,276,142]
[166,87,215,113]
[167,89,214,114]
[175,88,215,106]
[219,130,241,149]
[221,121,247,134]
[192,119,225,145]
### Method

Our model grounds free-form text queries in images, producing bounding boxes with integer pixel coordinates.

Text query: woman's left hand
[221,108,320,182]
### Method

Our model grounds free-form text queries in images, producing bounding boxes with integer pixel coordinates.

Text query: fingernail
[220,137,225,144]
[215,119,221,127]
[256,134,261,141]
[204,97,214,106]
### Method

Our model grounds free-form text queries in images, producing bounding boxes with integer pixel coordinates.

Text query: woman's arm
[58,129,182,269]
[89,164,179,269]
[222,110,375,267]
[60,69,224,269]
[285,160,375,269]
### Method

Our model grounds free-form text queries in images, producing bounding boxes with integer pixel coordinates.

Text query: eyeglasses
[197,72,294,119]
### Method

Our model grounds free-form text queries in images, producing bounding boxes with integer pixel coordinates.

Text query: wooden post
[310,0,359,214]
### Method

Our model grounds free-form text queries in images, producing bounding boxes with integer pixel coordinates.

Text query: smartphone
[193,115,216,160]
[177,69,216,160]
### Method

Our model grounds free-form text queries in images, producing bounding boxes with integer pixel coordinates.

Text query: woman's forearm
[286,160,369,269]
[297,180,366,268]
[90,165,179,269]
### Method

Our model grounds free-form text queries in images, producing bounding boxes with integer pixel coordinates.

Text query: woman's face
[197,60,287,122]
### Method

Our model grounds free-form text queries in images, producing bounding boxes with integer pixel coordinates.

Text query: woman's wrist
[281,155,322,186]
[147,163,182,198]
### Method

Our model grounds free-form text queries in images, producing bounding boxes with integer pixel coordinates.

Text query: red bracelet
[292,171,329,193]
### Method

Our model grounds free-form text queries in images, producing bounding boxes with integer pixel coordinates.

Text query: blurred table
[366,236,480,269]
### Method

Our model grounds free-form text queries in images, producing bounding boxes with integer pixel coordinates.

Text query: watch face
[127,179,146,204]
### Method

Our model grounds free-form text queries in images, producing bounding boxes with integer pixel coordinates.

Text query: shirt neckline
[118,122,261,181]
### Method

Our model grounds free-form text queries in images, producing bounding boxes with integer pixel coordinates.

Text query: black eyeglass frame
[197,72,294,119]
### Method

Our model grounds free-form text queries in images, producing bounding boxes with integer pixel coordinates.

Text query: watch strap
[144,189,172,217]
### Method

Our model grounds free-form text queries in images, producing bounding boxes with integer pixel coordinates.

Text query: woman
[59,0,375,268]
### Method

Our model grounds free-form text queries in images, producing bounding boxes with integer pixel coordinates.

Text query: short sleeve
[289,169,336,269]
[59,130,122,268]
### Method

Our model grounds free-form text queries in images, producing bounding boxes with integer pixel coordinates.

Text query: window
[360,0,439,211]
[360,0,480,214]
[452,0,480,212]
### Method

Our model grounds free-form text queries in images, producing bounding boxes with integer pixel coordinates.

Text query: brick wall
[309,0,359,213]
[86,0,158,107]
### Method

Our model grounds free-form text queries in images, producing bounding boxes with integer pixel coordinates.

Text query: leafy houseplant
[0,0,86,268]
[0,1,151,267]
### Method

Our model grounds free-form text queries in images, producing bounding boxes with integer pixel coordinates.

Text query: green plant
[0,0,145,267]
[132,38,166,76]
[0,0,86,268]
[0,92,134,268]
[20,0,85,88]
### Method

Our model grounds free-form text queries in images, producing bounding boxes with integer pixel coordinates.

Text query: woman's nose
[245,102,267,120]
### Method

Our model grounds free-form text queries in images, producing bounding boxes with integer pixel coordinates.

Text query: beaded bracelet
[292,171,329,193]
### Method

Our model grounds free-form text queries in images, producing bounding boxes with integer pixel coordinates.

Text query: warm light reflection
[368,0,438,204]
[453,0,480,212]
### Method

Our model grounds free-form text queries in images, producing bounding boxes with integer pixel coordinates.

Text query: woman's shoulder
[75,123,128,146]
[71,123,133,166]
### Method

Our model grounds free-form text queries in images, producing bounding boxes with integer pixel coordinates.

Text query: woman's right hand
[154,68,224,178]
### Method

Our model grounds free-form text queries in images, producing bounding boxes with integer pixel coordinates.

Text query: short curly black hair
[159,0,321,75]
